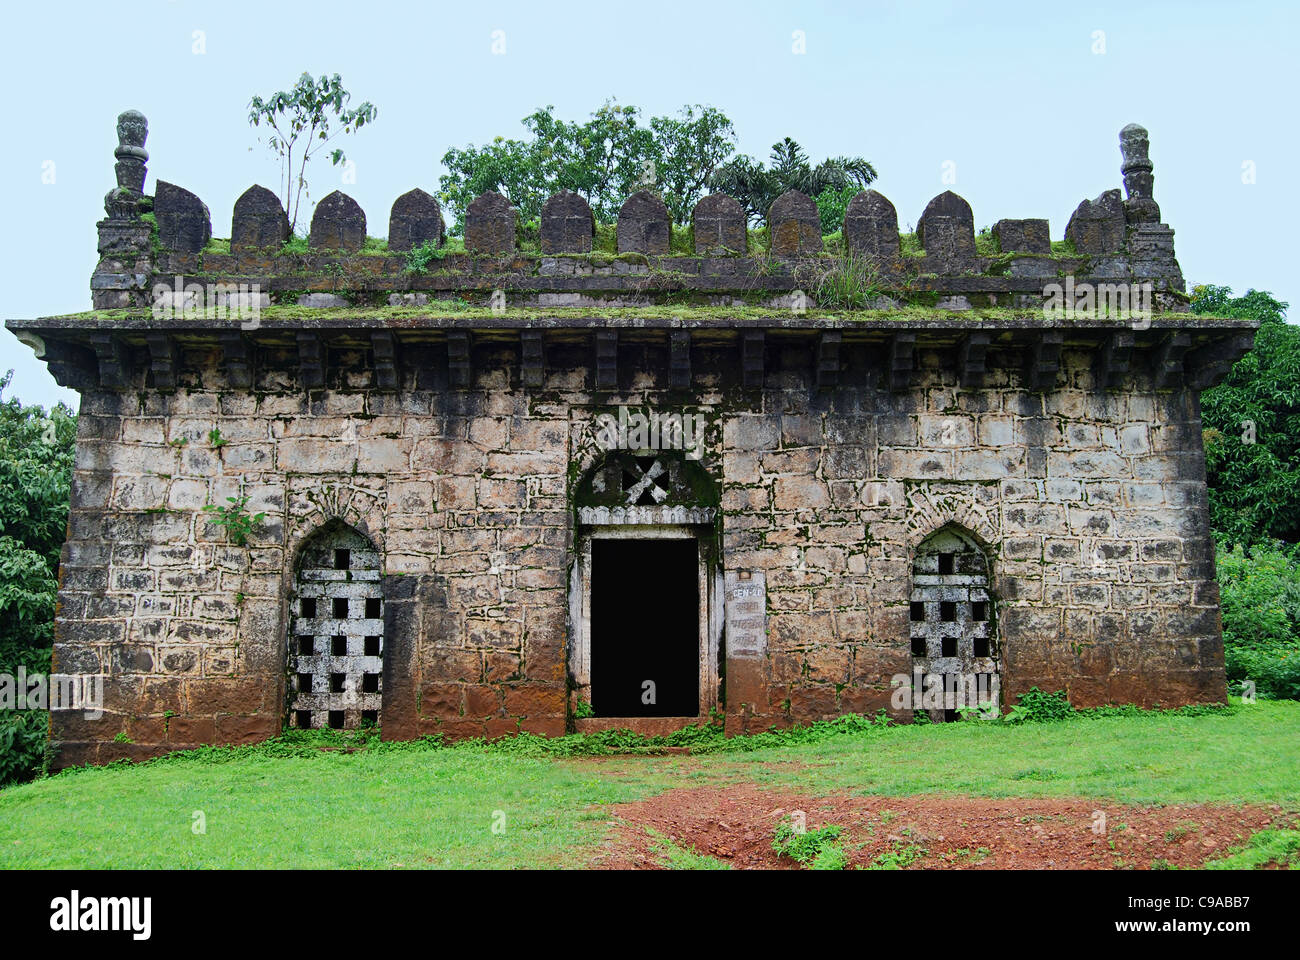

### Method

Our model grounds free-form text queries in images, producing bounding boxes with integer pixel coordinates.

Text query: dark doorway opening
[590,538,699,717]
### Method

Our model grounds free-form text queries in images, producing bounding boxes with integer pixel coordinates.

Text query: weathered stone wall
[717,342,1220,734]
[31,112,1237,765]
[49,333,1222,763]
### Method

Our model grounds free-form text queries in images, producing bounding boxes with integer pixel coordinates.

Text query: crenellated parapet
[85,114,1190,313]
[17,115,1248,405]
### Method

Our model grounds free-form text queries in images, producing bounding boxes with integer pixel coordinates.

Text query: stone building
[8,113,1257,766]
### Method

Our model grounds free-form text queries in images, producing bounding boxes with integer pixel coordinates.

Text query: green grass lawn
[1,700,1296,869]
[671,699,1300,806]
[0,748,665,869]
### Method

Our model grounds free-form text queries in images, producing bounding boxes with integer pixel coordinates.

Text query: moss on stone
[44,302,1225,328]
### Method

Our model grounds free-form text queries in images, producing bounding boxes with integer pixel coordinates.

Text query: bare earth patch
[592,785,1285,869]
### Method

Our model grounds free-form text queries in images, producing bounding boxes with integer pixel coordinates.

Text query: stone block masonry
[31,320,1245,763]
[7,114,1257,765]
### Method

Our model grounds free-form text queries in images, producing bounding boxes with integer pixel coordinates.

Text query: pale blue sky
[1,0,1292,410]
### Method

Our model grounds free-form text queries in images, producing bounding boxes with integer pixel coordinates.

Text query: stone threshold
[575,716,708,737]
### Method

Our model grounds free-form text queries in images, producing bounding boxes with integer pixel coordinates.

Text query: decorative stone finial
[465,190,516,255]
[843,190,900,259]
[768,190,822,256]
[104,109,149,220]
[916,190,976,267]
[540,190,595,254]
[692,193,746,256]
[1119,123,1160,224]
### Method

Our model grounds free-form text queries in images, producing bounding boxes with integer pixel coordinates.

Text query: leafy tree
[1194,286,1300,546]
[0,372,75,785]
[523,100,656,223]
[702,154,772,224]
[815,184,860,235]
[440,135,549,232]
[248,72,378,232]
[709,138,877,227]
[438,100,737,233]
[647,105,736,224]
[1216,540,1300,699]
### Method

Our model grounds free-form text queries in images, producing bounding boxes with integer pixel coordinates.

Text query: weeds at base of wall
[34,692,1246,789]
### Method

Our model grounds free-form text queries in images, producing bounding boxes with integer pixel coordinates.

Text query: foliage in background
[439,100,736,231]
[1216,539,1300,700]
[1193,285,1300,699]
[815,184,860,235]
[708,137,876,227]
[0,372,75,785]
[438,102,877,235]
[1195,286,1300,546]
[248,72,378,232]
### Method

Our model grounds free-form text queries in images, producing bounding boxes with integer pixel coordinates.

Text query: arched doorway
[288,521,384,730]
[570,450,722,722]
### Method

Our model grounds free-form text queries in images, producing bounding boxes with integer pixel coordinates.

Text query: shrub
[593,222,617,255]
[1003,687,1074,723]
[1217,539,1300,699]
[404,239,450,274]
[0,711,49,787]
[772,818,843,867]
[815,184,858,235]
[0,373,74,786]
[201,495,266,547]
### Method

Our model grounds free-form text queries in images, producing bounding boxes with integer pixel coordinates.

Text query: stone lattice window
[909,526,998,722]
[289,523,383,729]
[575,450,718,526]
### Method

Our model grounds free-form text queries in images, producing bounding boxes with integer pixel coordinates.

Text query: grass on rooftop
[44,302,1210,326]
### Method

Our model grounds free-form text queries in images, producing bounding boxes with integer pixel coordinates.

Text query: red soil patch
[593,785,1285,870]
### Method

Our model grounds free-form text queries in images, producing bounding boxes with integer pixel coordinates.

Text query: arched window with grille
[288,522,384,730]
[909,525,997,722]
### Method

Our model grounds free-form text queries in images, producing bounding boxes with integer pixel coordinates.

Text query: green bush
[1004,687,1074,723]
[1195,287,1300,546]
[814,251,884,309]
[593,222,617,255]
[0,372,75,786]
[404,239,451,274]
[1228,646,1300,700]
[1217,539,1300,699]
[815,184,858,235]
[772,818,843,867]
[669,223,694,256]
